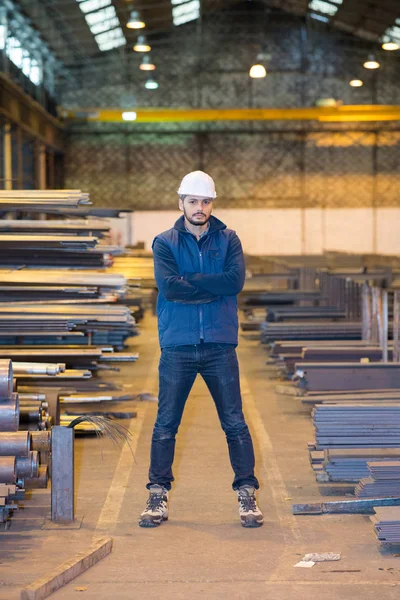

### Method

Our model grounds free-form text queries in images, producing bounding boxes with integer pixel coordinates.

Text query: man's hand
[152,238,219,304]
[184,234,245,296]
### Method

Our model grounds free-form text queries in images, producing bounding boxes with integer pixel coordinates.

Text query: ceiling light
[363,55,380,69]
[145,78,159,90]
[127,10,145,29]
[133,35,151,52]
[140,56,156,71]
[122,111,137,121]
[249,64,267,78]
[349,79,363,87]
[315,98,338,107]
[382,41,399,51]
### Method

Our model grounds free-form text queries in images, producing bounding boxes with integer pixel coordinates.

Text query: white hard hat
[177,171,217,199]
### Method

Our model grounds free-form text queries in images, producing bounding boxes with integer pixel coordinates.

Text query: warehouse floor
[2,314,400,599]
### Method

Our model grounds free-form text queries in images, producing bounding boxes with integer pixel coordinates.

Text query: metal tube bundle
[0,359,55,524]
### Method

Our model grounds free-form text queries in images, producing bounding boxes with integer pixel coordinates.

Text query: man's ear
[178,198,184,212]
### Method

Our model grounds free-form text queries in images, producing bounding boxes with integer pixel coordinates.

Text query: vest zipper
[199,249,204,340]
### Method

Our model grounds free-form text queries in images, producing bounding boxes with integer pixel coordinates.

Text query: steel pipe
[0,457,16,483]
[16,452,39,479]
[30,431,51,453]
[12,362,66,376]
[18,394,46,402]
[0,359,12,398]
[0,432,31,456]
[25,465,49,489]
[0,395,19,432]
[19,405,41,426]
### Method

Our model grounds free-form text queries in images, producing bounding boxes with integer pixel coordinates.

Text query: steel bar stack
[0,304,136,348]
[313,404,400,449]
[371,507,400,543]
[311,450,400,483]
[355,461,400,498]
[0,191,115,268]
[0,189,142,345]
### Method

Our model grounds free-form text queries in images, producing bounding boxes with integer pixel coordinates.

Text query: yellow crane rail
[62,105,400,123]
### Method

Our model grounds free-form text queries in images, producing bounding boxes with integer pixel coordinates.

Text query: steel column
[394,291,400,363]
[51,426,74,522]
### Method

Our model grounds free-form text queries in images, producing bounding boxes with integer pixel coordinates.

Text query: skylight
[95,27,126,51]
[383,21,400,44]
[308,0,342,18]
[0,24,5,50]
[76,0,126,51]
[3,35,42,85]
[171,0,200,26]
[77,0,111,14]
[310,12,329,22]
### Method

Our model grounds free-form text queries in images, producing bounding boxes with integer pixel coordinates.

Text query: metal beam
[51,426,74,522]
[3,122,12,190]
[0,74,65,152]
[292,497,400,515]
[297,362,400,392]
[63,105,400,123]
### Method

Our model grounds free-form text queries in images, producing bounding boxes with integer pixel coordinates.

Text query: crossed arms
[152,234,245,305]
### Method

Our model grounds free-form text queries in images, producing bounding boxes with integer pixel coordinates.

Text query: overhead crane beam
[62,105,400,123]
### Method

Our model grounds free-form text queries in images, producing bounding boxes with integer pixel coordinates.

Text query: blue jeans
[147,342,259,491]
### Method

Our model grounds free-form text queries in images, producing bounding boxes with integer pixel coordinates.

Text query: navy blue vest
[153,216,242,347]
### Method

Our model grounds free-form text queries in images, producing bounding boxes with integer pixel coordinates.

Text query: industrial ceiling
[11,0,400,67]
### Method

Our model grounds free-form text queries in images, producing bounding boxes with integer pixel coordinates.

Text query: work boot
[237,486,263,528]
[139,485,169,528]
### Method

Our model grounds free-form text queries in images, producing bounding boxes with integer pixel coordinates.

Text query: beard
[183,207,210,226]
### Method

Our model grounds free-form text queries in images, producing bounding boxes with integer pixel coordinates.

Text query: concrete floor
[1,314,400,599]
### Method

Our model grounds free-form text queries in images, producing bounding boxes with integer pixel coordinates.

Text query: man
[139,171,263,528]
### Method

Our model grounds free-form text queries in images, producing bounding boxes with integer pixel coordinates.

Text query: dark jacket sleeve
[152,238,219,304]
[184,233,245,296]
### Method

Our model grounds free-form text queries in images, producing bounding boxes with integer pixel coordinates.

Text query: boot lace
[148,493,165,511]
[239,492,257,512]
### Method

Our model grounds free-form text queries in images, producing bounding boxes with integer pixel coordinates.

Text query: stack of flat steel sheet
[0,271,127,303]
[261,322,363,343]
[0,190,90,210]
[309,448,400,482]
[302,391,400,405]
[271,340,377,356]
[313,404,400,449]
[326,458,382,482]
[108,255,155,288]
[371,507,400,543]
[0,220,110,237]
[297,363,400,393]
[355,461,400,497]
[368,461,400,480]
[281,349,385,376]
[241,290,321,309]
[0,347,138,371]
[266,307,346,322]
[0,304,136,347]
[301,347,386,362]
[0,190,118,268]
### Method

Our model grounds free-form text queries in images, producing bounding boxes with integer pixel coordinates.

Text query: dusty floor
[1,314,400,599]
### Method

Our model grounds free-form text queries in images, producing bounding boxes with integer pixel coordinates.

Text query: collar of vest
[174,215,227,234]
